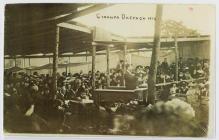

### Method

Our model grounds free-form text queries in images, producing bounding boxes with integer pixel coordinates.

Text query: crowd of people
[3,56,210,132]
[108,57,209,88]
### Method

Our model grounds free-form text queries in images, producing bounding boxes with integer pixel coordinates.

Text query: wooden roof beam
[58,22,91,33]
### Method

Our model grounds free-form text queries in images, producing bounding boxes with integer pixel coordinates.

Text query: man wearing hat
[178,81,188,97]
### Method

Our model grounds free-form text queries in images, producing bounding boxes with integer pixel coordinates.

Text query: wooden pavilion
[4,4,210,105]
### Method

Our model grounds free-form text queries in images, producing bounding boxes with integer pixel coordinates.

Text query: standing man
[124,64,137,90]
[161,58,169,74]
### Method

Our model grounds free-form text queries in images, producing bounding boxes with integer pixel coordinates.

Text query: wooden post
[106,46,110,87]
[49,57,52,75]
[147,4,163,105]
[86,50,88,62]
[14,57,17,67]
[68,57,70,73]
[86,50,89,72]
[53,26,60,95]
[65,59,68,74]
[28,58,31,75]
[91,42,97,104]
[174,37,179,81]
[23,58,25,68]
[123,44,127,86]
[29,58,31,67]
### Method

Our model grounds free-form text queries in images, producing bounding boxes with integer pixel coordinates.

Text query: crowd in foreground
[3,57,210,133]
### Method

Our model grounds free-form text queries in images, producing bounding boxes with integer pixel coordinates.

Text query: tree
[161,20,200,37]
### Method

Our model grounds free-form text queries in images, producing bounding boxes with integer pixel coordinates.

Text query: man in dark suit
[124,64,137,90]
[161,58,169,74]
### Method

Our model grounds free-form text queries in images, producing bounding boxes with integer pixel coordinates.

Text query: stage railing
[155,77,207,87]
[95,77,208,104]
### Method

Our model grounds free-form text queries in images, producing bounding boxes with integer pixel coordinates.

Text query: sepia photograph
[2,2,215,138]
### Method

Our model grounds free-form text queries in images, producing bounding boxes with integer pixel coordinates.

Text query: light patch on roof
[26,53,44,56]
[77,5,94,11]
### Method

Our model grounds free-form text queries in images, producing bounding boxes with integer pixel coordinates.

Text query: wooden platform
[95,88,148,103]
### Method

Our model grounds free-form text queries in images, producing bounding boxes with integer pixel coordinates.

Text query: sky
[73,4,215,37]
